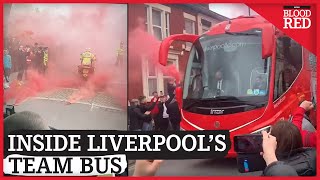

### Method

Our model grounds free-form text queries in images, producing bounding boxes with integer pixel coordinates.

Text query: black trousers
[17,69,24,81]
[4,68,11,82]
[155,118,169,131]
[170,120,181,131]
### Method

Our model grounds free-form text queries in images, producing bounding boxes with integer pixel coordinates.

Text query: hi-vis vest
[81,52,95,65]
[43,52,48,66]
[117,48,125,57]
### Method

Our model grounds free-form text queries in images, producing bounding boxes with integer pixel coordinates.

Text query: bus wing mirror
[159,34,199,66]
[261,24,274,59]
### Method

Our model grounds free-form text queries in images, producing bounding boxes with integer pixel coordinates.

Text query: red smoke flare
[129,20,181,82]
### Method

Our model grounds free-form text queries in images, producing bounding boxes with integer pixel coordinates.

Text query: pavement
[128,158,263,176]
[5,85,127,130]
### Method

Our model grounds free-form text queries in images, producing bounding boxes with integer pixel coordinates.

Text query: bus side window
[273,37,302,100]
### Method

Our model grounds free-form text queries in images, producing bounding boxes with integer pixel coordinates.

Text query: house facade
[128,4,228,100]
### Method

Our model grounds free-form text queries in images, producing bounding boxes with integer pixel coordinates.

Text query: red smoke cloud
[5,4,127,107]
[129,20,181,82]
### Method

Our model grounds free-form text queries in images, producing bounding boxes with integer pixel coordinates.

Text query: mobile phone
[234,134,263,153]
[312,97,316,110]
[237,153,266,173]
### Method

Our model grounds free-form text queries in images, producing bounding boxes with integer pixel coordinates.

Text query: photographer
[268,119,316,176]
[261,131,298,176]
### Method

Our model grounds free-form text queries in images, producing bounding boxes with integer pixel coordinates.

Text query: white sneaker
[4,82,10,89]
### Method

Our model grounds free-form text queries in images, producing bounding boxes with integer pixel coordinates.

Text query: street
[9,88,127,130]
[129,158,263,176]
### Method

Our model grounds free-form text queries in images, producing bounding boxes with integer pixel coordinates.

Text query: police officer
[80,48,96,67]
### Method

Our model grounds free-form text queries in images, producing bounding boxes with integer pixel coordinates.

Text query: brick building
[128,4,228,100]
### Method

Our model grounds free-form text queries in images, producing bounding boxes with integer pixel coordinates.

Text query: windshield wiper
[183,99,203,110]
[225,31,259,36]
[231,100,266,108]
[202,96,239,101]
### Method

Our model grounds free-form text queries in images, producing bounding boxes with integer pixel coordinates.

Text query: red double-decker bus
[158,16,316,157]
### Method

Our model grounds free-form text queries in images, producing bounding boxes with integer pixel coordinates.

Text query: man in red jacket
[291,100,316,147]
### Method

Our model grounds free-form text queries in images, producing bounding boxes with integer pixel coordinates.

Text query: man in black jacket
[129,99,152,131]
[167,95,181,131]
[16,45,27,83]
[166,80,181,131]
[155,95,174,131]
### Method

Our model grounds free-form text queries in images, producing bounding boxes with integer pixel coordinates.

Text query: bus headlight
[251,125,271,134]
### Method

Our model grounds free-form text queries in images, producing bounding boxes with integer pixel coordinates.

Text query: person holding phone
[291,100,316,147]
[270,120,316,176]
[260,131,298,176]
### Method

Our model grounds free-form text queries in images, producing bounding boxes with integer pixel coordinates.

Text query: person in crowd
[3,49,12,83]
[116,41,125,67]
[291,100,316,147]
[24,45,32,79]
[42,47,49,74]
[260,131,298,176]
[33,45,43,73]
[155,95,174,131]
[4,111,50,157]
[150,91,159,125]
[129,99,146,131]
[17,45,26,84]
[8,37,20,73]
[167,79,176,99]
[33,42,39,53]
[269,116,316,176]
[138,96,157,131]
[80,48,96,68]
[132,131,298,176]
[167,93,181,131]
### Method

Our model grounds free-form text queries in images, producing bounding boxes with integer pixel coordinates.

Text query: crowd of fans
[3,37,49,87]
[128,79,181,131]
[132,100,317,176]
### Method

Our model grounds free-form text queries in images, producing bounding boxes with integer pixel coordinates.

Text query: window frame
[273,36,304,102]
[143,4,172,99]
[145,4,171,40]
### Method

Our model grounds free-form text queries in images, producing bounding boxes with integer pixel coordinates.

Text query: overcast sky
[210,4,258,18]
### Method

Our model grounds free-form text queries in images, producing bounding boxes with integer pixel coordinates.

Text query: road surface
[7,88,127,130]
[129,158,263,176]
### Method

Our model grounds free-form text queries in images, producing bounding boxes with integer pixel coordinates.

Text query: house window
[143,4,172,99]
[147,60,157,97]
[184,19,195,34]
[145,4,170,40]
[143,55,178,99]
[145,6,148,31]
[183,12,196,51]
[201,18,211,34]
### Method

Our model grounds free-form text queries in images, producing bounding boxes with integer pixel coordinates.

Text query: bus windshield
[183,29,271,111]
